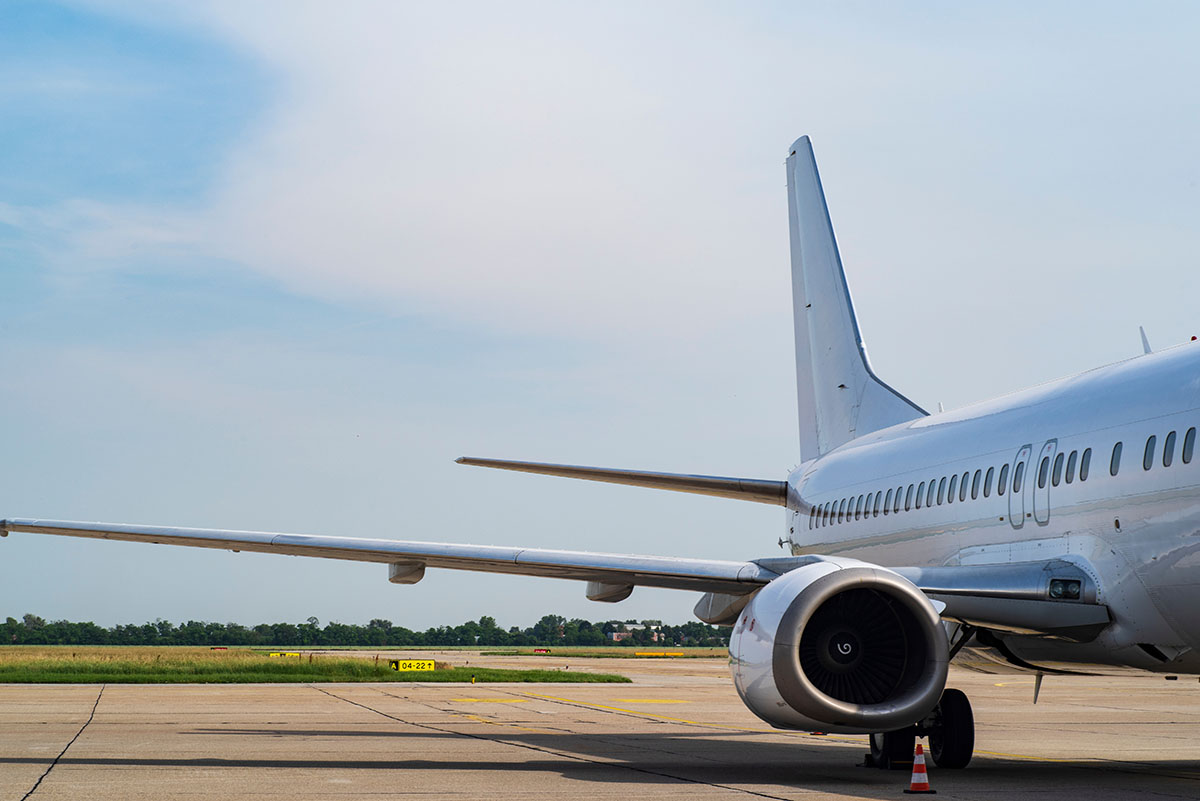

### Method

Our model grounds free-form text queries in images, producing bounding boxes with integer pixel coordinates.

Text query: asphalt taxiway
[2,654,1199,800]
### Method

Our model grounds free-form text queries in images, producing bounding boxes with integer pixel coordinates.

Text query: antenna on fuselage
[1139,326,1153,355]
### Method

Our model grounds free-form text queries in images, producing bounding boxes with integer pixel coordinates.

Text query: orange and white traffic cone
[903,743,936,794]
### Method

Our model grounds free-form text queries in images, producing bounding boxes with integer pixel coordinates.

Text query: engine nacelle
[730,557,948,733]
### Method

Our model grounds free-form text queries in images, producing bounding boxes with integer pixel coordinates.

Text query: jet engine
[730,557,948,733]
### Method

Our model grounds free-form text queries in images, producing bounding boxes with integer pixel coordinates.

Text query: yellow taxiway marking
[973,748,1200,779]
[457,713,543,733]
[452,698,530,703]
[521,693,857,743]
[974,749,1079,763]
[614,699,688,704]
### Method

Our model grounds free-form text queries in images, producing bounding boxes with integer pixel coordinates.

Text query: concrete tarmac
[2,657,1199,800]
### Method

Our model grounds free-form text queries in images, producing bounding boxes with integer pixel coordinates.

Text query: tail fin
[787,136,926,460]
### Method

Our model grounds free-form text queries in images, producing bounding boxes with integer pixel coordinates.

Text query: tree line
[3,613,730,648]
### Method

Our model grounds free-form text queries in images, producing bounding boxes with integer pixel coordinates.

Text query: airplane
[4,135,1198,771]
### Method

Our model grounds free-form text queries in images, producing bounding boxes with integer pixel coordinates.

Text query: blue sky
[2,1,1199,629]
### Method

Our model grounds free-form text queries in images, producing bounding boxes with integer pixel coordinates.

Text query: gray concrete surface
[2,657,1199,800]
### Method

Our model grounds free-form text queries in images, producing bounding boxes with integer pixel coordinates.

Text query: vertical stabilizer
[787,137,926,460]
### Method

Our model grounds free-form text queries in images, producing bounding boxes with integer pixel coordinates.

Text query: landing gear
[866,688,975,770]
[927,688,974,769]
[868,728,915,770]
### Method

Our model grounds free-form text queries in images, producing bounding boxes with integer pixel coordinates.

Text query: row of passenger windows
[1106,427,1197,477]
[806,449,1091,529]
[1131,426,1196,473]
[810,426,1199,530]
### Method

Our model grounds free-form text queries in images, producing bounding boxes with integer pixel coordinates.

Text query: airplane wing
[0,518,777,596]
[1,518,1109,639]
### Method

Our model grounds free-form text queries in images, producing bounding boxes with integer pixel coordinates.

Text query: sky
[2,1,1199,630]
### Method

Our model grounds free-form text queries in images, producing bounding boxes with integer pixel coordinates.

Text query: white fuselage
[788,342,1200,673]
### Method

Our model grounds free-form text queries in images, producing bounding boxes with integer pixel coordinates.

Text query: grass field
[0,647,631,684]
[478,647,727,658]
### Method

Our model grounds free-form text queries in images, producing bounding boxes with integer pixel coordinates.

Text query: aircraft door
[1032,439,1057,526]
[1007,444,1031,530]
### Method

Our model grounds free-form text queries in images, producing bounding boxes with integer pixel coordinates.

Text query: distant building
[606,623,664,643]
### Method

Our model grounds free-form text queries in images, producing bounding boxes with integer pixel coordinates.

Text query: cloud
[0,198,201,279]
[54,2,799,341]
[23,1,1200,391]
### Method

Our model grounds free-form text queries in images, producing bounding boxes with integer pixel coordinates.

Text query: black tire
[929,688,974,769]
[869,728,915,770]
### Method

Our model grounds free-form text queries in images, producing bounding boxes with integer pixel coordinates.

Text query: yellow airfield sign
[389,659,435,672]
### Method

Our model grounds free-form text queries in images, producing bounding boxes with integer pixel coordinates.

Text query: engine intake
[731,558,948,733]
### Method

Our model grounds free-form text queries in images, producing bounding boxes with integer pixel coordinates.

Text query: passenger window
[926,480,937,508]
[1052,452,1064,487]
[1065,450,1077,483]
[808,508,815,529]
[998,463,1009,496]
[983,466,994,497]
[893,487,903,514]
[855,495,864,520]
[864,492,874,519]
[1164,430,1177,467]
[1037,456,1050,489]
[971,469,981,499]
[838,498,847,523]
[915,482,925,509]
[1185,428,1196,464]
[1080,448,1092,480]
[937,477,947,504]
[904,484,914,511]
[1143,435,1156,471]
[884,488,893,514]
[873,492,882,517]
[1110,442,1122,476]
[947,474,958,503]
[1013,461,1025,493]
[959,471,970,501]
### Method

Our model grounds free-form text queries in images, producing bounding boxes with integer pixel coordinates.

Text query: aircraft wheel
[869,728,915,770]
[929,688,974,769]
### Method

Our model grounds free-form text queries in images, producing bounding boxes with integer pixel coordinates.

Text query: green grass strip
[0,647,638,683]
[0,664,629,684]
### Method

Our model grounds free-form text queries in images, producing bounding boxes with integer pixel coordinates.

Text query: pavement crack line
[20,685,104,801]
[312,686,795,801]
